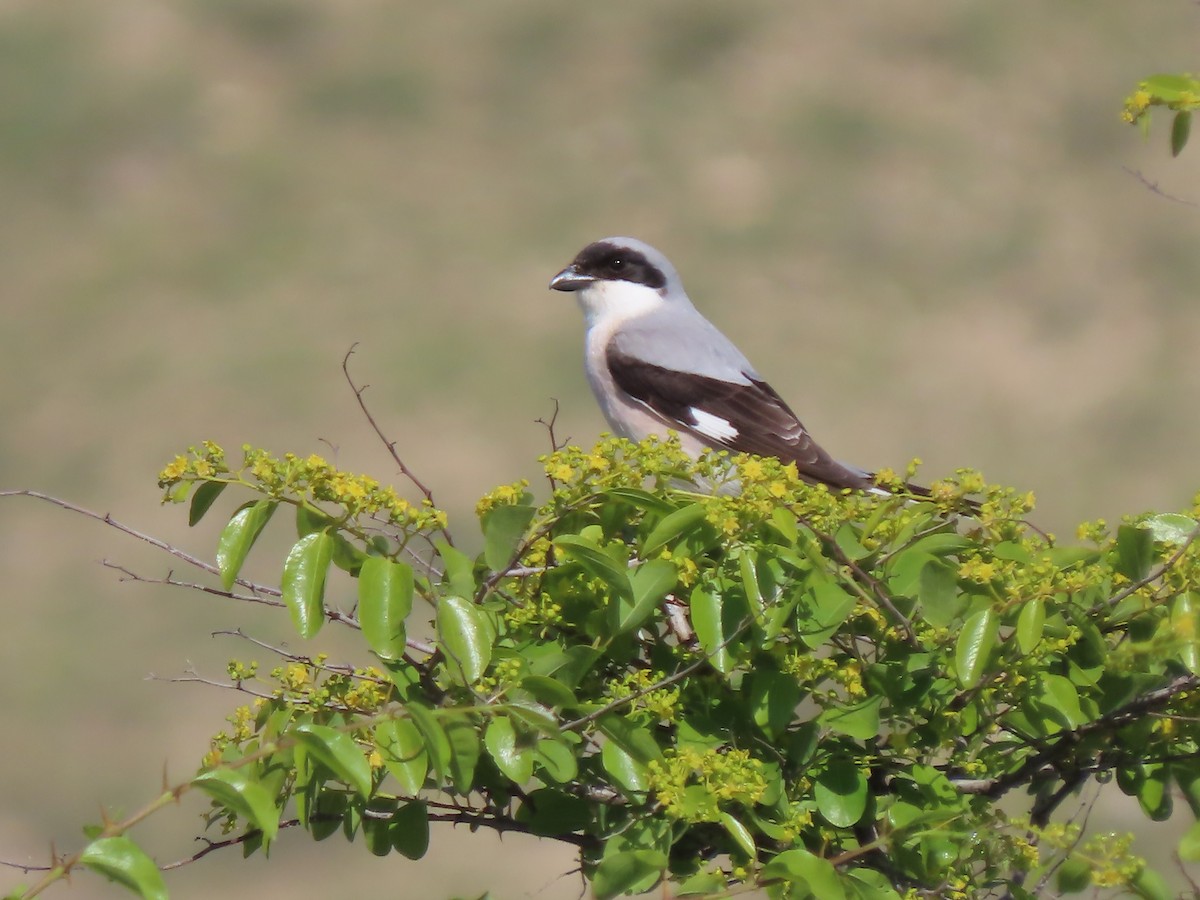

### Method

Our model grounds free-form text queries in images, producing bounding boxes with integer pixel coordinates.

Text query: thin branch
[535,398,569,453]
[341,344,454,547]
[1122,165,1200,208]
[0,490,273,596]
[1107,523,1200,607]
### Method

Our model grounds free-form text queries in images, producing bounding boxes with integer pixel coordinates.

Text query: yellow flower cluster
[475,479,530,517]
[646,747,767,823]
[606,669,681,723]
[158,442,447,535]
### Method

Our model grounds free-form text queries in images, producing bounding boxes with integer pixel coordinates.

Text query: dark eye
[608,257,625,271]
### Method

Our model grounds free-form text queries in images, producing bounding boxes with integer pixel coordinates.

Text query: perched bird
[549,236,898,494]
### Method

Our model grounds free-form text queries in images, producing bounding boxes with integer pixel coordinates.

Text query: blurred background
[3,1,1200,897]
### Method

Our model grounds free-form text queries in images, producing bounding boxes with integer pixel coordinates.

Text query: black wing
[606,346,875,491]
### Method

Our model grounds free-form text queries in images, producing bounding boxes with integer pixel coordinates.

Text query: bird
[549,236,903,495]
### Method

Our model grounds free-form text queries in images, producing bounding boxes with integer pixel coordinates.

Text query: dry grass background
[3,2,1200,897]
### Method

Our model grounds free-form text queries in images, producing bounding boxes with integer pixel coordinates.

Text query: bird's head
[550,237,688,325]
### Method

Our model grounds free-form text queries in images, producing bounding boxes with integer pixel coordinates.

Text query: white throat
[574,279,665,329]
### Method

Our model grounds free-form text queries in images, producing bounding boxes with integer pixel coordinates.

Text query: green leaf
[691,587,740,674]
[592,849,667,900]
[819,696,882,740]
[193,768,280,843]
[358,556,413,661]
[918,560,964,627]
[518,675,576,709]
[643,502,708,556]
[762,848,847,900]
[515,788,591,836]
[188,480,226,527]
[482,504,536,571]
[363,798,399,856]
[1130,865,1173,900]
[1138,763,1172,820]
[798,579,857,648]
[405,704,451,785]
[391,800,430,860]
[554,534,633,601]
[718,812,755,859]
[1173,593,1200,674]
[533,736,578,783]
[1056,857,1091,893]
[437,595,493,684]
[955,608,998,688]
[1172,110,1192,157]
[1115,524,1154,581]
[616,559,677,634]
[281,531,334,639]
[485,717,534,783]
[292,723,373,797]
[1143,512,1197,545]
[375,718,428,795]
[445,717,482,793]
[79,836,168,900]
[1016,599,1045,655]
[814,757,868,827]
[436,538,477,598]
[216,500,277,589]
[1179,821,1200,862]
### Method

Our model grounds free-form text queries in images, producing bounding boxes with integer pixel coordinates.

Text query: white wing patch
[688,408,739,442]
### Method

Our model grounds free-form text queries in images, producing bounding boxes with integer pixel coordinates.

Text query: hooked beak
[549,265,595,292]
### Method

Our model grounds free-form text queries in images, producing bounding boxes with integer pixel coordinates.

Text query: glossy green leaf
[1040,674,1085,728]
[281,531,334,639]
[518,674,576,709]
[437,595,492,684]
[533,736,578,783]
[391,800,430,860]
[292,723,373,797]
[918,559,963,627]
[193,768,280,842]
[1138,763,1172,820]
[358,556,413,661]
[79,836,168,900]
[819,696,883,740]
[762,848,847,900]
[405,703,451,785]
[592,849,667,900]
[445,717,482,793]
[1173,593,1200,674]
[1056,857,1091,893]
[643,503,708,556]
[1143,512,1197,545]
[554,534,633,601]
[1016,599,1045,655]
[955,608,997,688]
[1172,110,1192,157]
[1115,524,1153,581]
[485,717,534,783]
[435,538,477,598]
[482,504,536,571]
[188,480,226,527]
[216,499,277,589]
[691,587,737,674]
[814,758,868,827]
[375,718,428,795]
[798,579,857,649]
[1180,821,1200,862]
[616,559,677,634]
[718,812,755,859]
[363,799,399,856]
[1130,865,1173,900]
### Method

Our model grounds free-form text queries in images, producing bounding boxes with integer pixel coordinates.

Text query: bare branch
[341,344,454,547]
[1122,165,1200,208]
[0,489,274,595]
[1107,523,1200,607]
